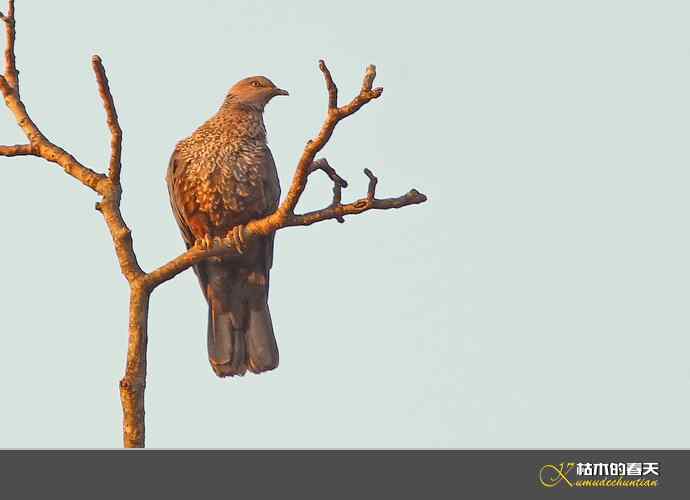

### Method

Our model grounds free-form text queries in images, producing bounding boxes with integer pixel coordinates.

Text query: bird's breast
[178,138,269,228]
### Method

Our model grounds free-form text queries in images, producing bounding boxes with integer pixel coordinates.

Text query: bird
[166,76,288,377]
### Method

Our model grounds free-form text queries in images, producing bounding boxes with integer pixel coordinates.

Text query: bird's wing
[166,148,196,250]
[167,147,212,301]
[262,147,281,271]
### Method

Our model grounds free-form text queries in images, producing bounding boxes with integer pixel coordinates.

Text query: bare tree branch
[0,142,30,155]
[0,75,107,191]
[310,158,347,223]
[90,55,146,449]
[318,59,337,109]
[0,1,427,448]
[91,55,122,184]
[363,168,378,202]
[274,60,383,220]
[288,167,426,227]
[0,0,19,98]
[90,55,142,283]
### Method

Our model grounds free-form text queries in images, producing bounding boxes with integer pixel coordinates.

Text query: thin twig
[318,59,338,109]
[364,168,378,202]
[339,65,384,119]
[0,0,18,98]
[309,158,347,223]
[91,55,123,184]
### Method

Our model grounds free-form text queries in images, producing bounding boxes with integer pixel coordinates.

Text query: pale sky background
[0,0,689,447]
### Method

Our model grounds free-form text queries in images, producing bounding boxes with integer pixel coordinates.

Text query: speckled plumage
[166,76,286,378]
[172,102,276,234]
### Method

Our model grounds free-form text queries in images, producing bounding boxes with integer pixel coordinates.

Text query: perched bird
[166,76,288,377]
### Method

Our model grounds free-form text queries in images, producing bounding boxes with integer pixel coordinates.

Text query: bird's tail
[207,306,246,377]
[208,284,278,377]
[245,301,279,373]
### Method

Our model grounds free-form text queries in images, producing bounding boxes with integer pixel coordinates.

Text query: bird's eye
[251,81,262,88]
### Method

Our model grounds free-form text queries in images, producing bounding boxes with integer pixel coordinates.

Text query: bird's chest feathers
[179,127,269,226]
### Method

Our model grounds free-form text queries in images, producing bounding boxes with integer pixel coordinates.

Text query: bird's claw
[227,225,247,255]
[195,228,246,254]
[194,234,213,250]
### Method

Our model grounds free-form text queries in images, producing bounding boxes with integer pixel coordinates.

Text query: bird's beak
[273,88,289,96]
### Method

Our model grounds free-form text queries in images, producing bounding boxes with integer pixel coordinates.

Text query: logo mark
[539,462,575,488]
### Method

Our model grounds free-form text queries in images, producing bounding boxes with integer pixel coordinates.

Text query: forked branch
[272,60,384,221]
[292,160,426,227]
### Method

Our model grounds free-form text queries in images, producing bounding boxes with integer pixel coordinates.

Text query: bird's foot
[227,224,247,255]
[194,234,211,250]
[193,234,213,250]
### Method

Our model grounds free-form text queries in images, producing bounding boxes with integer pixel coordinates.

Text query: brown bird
[166,76,288,377]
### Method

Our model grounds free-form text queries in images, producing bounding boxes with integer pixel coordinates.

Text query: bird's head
[226,76,289,109]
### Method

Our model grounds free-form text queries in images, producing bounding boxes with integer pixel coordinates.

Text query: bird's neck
[220,93,265,111]
[213,100,267,141]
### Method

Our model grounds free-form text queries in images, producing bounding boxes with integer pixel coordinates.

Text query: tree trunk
[119,284,150,448]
